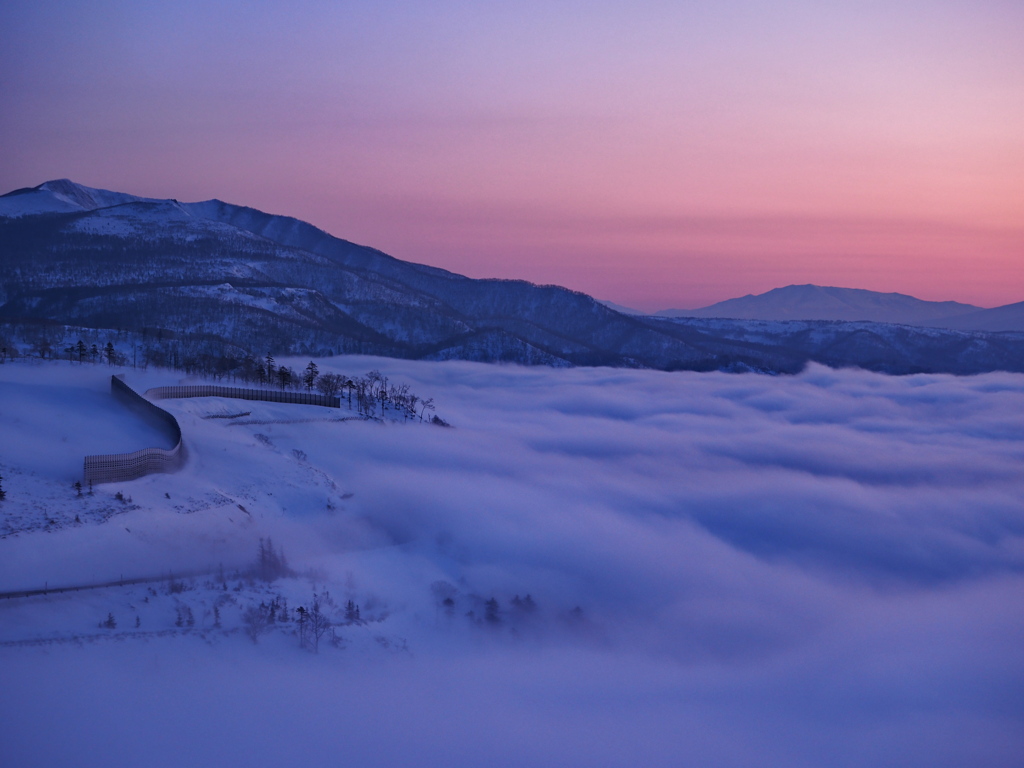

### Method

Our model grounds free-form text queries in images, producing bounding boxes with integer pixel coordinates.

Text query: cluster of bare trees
[332,369,436,421]
[231,358,438,420]
[242,590,332,652]
[242,595,290,643]
[243,540,333,652]
[239,361,441,423]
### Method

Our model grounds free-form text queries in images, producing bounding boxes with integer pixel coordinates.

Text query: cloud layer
[2,358,1023,766]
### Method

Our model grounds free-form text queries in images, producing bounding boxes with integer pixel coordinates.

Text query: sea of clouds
[2,358,1023,766]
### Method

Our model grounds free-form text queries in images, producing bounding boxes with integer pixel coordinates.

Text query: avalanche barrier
[83,377,340,485]
[144,384,340,408]
[83,375,185,485]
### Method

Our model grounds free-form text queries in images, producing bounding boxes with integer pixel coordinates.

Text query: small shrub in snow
[243,603,272,643]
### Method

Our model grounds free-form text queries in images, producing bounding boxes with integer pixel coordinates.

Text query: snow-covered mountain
[657,284,984,325]
[0,178,162,218]
[2,179,1023,374]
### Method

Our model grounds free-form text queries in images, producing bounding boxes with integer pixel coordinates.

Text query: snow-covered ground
[1,357,1023,767]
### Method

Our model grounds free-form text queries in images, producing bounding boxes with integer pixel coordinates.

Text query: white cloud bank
[1,358,1023,767]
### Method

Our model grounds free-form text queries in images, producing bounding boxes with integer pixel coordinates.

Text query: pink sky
[2,1,1022,310]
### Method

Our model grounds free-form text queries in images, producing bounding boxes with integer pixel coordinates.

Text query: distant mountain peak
[39,178,87,194]
[38,179,109,211]
[656,284,983,327]
[0,178,159,218]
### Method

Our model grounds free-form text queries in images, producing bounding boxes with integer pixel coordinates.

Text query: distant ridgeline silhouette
[2,180,1023,375]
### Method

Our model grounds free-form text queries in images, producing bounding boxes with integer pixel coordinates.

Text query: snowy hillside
[1,356,1023,766]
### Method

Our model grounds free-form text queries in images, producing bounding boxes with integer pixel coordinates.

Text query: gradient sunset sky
[2,1,1022,311]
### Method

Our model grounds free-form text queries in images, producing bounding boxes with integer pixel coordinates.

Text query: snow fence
[144,384,340,408]
[83,375,185,485]
[82,379,340,485]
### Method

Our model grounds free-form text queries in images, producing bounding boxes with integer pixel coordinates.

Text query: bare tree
[243,603,272,643]
[418,398,435,422]
[298,593,332,652]
[366,370,384,398]
[316,372,344,399]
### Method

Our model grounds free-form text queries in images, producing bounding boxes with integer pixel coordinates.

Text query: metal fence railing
[83,376,185,485]
[82,378,340,485]
[145,384,340,409]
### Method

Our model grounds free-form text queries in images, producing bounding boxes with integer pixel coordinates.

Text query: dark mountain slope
[2,180,1022,374]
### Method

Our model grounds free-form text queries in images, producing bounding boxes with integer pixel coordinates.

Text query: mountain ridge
[2,179,1023,375]
[656,284,993,326]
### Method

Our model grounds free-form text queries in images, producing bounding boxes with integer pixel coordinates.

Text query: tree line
[0,323,445,424]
